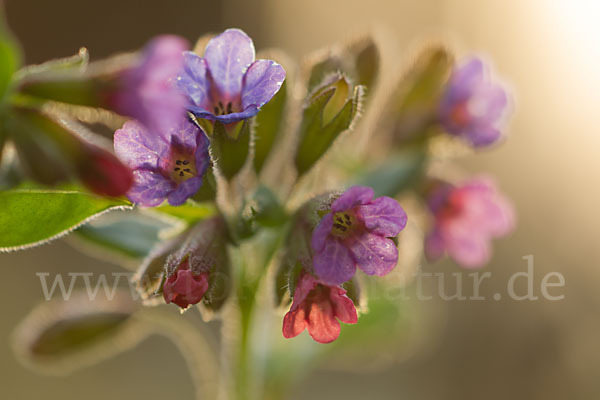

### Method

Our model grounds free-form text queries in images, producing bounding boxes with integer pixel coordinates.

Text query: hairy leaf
[0,187,130,251]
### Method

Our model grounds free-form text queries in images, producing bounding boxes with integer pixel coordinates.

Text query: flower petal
[291,273,318,308]
[204,29,255,101]
[282,308,307,339]
[330,288,358,324]
[306,298,340,343]
[114,120,169,169]
[464,124,503,147]
[241,59,286,110]
[176,51,212,109]
[167,176,203,206]
[459,180,515,237]
[331,186,374,213]
[450,58,485,99]
[128,169,173,207]
[356,196,407,237]
[444,223,491,268]
[194,130,211,177]
[188,105,259,124]
[313,237,356,285]
[311,213,334,253]
[424,229,445,262]
[348,233,398,277]
[118,35,188,135]
[167,118,202,151]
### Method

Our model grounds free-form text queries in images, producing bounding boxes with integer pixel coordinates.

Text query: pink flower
[312,186,407,286]
[163,258,209,309]
[283,272,357,343]
[425,179,514,268]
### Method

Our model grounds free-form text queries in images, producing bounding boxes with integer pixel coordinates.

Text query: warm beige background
[2,0,599,399]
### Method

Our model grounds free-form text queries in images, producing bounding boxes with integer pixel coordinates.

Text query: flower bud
[294,74,363,175]
[8,106,132,196]
[75,145,133,197]
[163,216,231,311]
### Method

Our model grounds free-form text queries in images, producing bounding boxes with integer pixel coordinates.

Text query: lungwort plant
[1,18,514,400]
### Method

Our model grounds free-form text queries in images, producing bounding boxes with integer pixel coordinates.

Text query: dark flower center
[213,100,234,116]
[169,156,197,183]
[331,211,358,238]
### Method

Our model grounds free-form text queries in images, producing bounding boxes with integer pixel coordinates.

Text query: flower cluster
[280,186,406,343]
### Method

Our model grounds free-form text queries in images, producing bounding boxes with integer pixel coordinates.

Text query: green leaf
[12,290,144,375]
[152,201,216,224]
[253,80,287,173]
[0,188,131,251]
[73,210,173,260]
[295,76,364,175]
[353,147,427,198]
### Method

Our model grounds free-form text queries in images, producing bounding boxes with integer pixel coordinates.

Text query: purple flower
[176,29,286,124]
[311,186,407,286]
[114,118,210,207]
[438,57,510,147]
[424,179,514,268]
[110,35,189,135]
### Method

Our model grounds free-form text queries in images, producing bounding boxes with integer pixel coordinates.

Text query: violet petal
[313,237,356,286]
[311,213,334,253]
[204,29,255,101]
[128,170,174,207]
[241,59,286,110]
[114,120,169,169]
[176,51,212,109]
[348,232,398,277]
[331,186,374,213]
[356,196,407,237]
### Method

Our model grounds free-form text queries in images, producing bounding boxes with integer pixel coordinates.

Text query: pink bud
[163,259,209,309]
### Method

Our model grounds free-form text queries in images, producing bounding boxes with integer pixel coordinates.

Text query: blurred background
[2,0,599,398]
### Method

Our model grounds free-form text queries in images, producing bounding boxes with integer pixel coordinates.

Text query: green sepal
[306,36,379,95]
[253,80,287,173]
[295,75,363,176]
[382,46,454,144]
[210,119,252,180]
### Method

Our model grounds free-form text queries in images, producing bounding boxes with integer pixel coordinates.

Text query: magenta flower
[176,29,286,124]
[163,258,209,309]
[110,35,189,134]
[282,272,357,344]
[311,186,407,286]
[114,118,210,207]
[425,179,514,268]
[438,57,509,147]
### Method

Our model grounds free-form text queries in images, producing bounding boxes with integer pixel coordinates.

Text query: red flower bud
[77,146,133,197]
[163,259,210,309]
